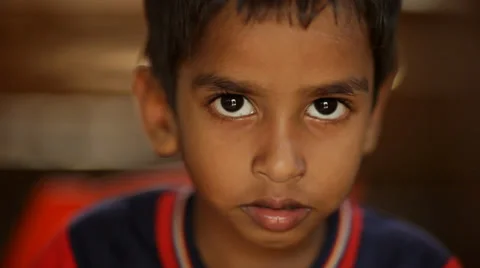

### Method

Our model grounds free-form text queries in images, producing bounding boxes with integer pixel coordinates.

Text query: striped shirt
[35,188,462,268]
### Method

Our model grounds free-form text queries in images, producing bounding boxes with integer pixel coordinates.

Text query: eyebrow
[303,77,370,97]
[193,73,259,95]
[192,73,369,96]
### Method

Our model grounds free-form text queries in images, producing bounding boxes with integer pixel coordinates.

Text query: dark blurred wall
[363,13,480,266]
[0,172,37,263]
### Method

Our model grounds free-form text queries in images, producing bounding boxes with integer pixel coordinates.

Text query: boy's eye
[306,98,348,121]
[212,94,255,118]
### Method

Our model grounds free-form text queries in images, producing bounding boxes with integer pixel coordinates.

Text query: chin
[236,222,314,251]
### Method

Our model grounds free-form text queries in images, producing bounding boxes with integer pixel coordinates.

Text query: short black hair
[144,0,402,106]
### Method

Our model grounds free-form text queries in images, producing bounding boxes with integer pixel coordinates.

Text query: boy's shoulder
[65,188,179,268]
[357,207,460,268]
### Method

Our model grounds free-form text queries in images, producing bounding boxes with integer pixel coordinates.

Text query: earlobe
[363,129,378,155]
[133,66,179,157]
[363,71,397,154]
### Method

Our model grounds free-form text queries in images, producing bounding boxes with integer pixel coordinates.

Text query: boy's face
[136,5,393,249]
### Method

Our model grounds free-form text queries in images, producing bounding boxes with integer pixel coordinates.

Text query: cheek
[303,119,368,209]
[181,131,256,208]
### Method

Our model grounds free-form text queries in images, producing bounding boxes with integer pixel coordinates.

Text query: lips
[242,198,312,232]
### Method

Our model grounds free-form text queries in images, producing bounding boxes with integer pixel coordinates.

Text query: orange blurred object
[4,167,190,268]
[3,167,363,268]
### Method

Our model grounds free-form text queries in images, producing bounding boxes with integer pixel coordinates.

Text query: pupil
[221,95,244,112]
[314,99,337,115]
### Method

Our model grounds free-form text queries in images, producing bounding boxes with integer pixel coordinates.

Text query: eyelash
[205,91,232,106]
[333,98,355,112]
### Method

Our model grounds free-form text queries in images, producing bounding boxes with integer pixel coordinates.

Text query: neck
[192,196,326,268]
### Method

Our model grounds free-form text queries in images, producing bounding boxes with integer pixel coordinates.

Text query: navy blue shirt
[36,189,461,268]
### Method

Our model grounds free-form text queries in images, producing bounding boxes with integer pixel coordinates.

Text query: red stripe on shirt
[32,230,77,268]
[443,257,463,268]
[338,204,363,268]
[156,192,179,268]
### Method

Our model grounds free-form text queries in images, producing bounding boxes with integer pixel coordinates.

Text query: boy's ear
[133,66,179,156]
[363,71,397,154]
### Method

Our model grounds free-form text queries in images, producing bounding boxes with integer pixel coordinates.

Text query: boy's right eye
[211,94,255,119]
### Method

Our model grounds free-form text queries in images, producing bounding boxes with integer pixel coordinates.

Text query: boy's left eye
[306,98,348,121]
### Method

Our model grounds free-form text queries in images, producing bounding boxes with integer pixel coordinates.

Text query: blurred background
[0,0,479,267]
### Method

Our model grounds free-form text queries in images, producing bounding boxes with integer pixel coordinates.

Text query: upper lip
[245,197,311,210]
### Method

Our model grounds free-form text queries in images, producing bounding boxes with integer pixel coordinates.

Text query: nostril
[253,168,305,183]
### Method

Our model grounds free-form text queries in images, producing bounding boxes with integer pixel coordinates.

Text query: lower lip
[243,206,311,232]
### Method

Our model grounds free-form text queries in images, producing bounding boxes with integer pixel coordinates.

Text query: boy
[36,0,462,267]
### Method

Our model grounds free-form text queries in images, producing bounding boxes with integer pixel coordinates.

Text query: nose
[252,122,306,183]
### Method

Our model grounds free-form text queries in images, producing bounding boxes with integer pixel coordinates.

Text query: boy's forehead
[185,3,373,89]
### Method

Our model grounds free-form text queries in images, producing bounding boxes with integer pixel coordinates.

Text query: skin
[133,3,395,268]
